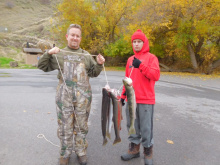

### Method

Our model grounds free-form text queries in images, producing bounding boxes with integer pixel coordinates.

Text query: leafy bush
[104,38,133,57]
[150,43,165,58]
[0,57,14,67]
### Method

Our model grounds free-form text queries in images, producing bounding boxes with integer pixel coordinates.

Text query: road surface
[0,69,219,165]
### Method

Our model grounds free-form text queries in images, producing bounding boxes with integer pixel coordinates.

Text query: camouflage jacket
[37,46,103,79]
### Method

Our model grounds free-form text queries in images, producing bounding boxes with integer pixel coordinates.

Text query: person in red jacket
[120,29,160,165]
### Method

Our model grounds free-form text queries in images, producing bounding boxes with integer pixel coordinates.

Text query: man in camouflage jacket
[38,24,105,165]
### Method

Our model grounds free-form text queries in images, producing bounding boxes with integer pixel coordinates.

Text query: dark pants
[125,103,154,148]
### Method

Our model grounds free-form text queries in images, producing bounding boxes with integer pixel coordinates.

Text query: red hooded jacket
[121,30,160,104]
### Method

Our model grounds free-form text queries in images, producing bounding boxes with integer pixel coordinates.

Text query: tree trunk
[195,36,204,67]
[206,59,220,74]
[159,63,172,72]
[187,43,198,72]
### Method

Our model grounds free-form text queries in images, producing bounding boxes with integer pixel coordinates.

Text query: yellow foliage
[56,0,137,53]
[53,0,219,72]
[122,0,220,72]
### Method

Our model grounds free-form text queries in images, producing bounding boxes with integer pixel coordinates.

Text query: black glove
[120,98,125,106]
[132,57,141,68]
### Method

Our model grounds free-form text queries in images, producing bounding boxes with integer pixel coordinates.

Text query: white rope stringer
[37,134,75,152]
[129,67,134,78]
[118,66,134,92]
[37,134,60,148]
[102,63,109,87]
[60,49,97,56]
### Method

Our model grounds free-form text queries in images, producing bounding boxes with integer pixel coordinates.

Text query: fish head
[104,84,110,90]
[102,86,111,96]
[110,89,121,100]
[122,77,133,86]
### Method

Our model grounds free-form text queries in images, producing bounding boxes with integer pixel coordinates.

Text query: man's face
[66,28,81,49]
[132,39,144,52]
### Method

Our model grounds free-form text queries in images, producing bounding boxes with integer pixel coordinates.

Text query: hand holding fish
[48,46,60,55]
[96,54,105,65]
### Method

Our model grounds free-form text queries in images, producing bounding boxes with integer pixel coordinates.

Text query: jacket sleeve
[139,55,160,81]
[37,52,58,72]
[86,55,103,77]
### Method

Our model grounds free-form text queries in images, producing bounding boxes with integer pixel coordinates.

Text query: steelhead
[106,102,113,140]
[101,86,111,146]
[109,89,122,145]
[122,77,136,135]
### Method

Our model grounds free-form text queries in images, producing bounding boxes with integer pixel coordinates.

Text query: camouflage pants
[55,81,91,158]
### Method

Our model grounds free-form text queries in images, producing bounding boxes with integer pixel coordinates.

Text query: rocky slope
[0,0,59,62]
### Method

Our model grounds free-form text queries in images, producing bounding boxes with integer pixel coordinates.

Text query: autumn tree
[56,0,95,50]
[54,0,219,73]
[124,0,220,73]
[56,0,138,54]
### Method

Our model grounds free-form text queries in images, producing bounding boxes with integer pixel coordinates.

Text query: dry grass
[0,0,57,32]
[161,71,220,80]
[0,0,59,61]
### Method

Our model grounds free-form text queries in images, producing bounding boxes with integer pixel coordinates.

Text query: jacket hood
[131,30,150,57]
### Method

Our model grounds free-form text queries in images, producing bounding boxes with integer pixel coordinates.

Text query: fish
[106,102,113,140]
[101,85,111,146]
[109,89,122,145]
[122,77,136,135]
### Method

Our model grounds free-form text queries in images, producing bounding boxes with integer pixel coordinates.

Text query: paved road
[0,69,219,165]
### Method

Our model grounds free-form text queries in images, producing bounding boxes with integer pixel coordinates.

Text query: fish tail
[102,138,108,146]
[129,126,136,135]
[106,132,111,139]
[113,138,121,145]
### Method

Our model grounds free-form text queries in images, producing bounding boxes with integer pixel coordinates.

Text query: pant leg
[138,104,154,148]
[73,93,91,156]
[125,104,141,144]
[56,83,75,158]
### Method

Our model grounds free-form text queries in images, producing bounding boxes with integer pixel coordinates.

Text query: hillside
[0,0,60,62]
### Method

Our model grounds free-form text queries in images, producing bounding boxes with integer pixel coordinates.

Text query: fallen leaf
[167,140,174,144]
[23,110,26,112]
[47,112,51,114]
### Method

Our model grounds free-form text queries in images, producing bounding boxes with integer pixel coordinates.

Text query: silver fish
[106,102,113,140]
[101,86,111,146]
[109,89,122,145]
[122,77,136,135]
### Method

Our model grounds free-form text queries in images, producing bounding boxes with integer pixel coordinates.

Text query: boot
[77,155,87,165]
[144,146,153,165]
[121,142,140,161]
[59,157,69,165]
